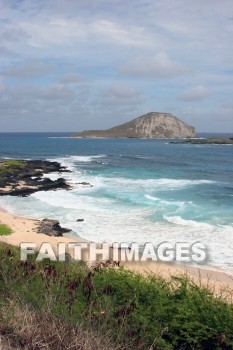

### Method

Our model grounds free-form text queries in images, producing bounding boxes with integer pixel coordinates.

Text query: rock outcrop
[171,138,233,145]
[0,159,71,197]
[74,112,195,139]
[36,219,71,237]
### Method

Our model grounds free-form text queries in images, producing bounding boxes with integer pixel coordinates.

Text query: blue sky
[0,0,233,132]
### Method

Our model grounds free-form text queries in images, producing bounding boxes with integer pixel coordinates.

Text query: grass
[0,159,27,187]
[0,242,233,349]
[0,300,117,350]
[0,159,26,178]
[0,223,12,236]
[3,160,26,168]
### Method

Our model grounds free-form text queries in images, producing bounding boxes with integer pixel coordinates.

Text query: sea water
[0,133,232,271]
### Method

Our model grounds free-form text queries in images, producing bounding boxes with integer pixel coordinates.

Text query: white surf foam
[145,194,160,201]
[163,215,213,229]
[102,177,215,191]
[49,154,106,170]
[69,155,106,162]
[48,155,216,192]
[1,192,233,270]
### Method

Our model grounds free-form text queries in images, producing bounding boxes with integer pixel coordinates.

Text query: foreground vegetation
[0,242,233,349]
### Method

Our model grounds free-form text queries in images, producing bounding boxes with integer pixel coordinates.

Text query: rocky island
[73,112,196,139]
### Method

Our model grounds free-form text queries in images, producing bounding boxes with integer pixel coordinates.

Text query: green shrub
[0,223,12,236]
[3,160,26,168]
[0,159,26,178]
[0,242,233,349]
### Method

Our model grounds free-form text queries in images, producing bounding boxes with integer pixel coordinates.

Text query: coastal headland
[0,159,70,197]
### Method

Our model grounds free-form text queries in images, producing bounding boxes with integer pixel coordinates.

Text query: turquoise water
[0,133,232,270]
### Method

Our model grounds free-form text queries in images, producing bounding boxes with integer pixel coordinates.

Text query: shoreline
[1,206,233,294]
[0,207,88,256]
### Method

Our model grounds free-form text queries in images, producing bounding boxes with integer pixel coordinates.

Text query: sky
[0,0,233,132]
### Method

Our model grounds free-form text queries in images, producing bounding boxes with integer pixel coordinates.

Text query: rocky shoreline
[0,159,71,197]
[0,159,74,236]
[171,137,233,145]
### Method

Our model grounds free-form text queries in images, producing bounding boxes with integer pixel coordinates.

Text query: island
[73,112,196,138]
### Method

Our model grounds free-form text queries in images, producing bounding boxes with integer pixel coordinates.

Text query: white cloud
[179,85,212,101]
[0,0,232,131]
[120,52,190,78]
[91,19,150,47]
[95,84,145,107]
[221,103,233,110]
[0,24,30,44]
[36,84,76,101]
[0,46,17,57]
[2,60,54,78]
[0,81,5,96]
[59,73,85,84]
[191,105,233,132]
[11,16,151,58]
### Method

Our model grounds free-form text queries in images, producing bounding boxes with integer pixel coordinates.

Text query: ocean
[0,132,233,271]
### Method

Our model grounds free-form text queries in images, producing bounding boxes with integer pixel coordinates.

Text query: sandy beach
[0,207,88,257]
[0,207,233,297]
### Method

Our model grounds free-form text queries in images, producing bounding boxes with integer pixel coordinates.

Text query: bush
[0,223,12,236]
[0,242,233,349]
